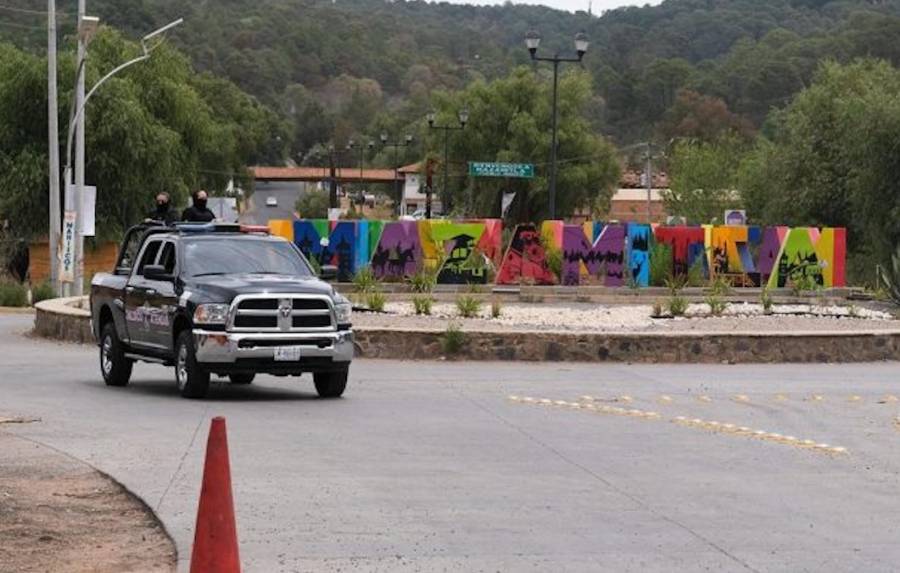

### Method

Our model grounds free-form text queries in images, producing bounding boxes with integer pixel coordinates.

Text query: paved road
[240,181,305,225]
[3,313,900,572]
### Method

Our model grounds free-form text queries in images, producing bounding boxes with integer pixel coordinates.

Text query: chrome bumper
[193,329,354,364]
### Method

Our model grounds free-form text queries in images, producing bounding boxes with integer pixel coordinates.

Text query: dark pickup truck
[90,223,354,399]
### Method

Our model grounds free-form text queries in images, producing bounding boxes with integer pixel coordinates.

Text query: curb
[32,297,900,363]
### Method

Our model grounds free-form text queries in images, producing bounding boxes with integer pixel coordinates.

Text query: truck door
[124,238,163,349]
[147,240,180,351]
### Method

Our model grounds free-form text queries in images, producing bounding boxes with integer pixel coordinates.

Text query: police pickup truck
[90,223,354,399]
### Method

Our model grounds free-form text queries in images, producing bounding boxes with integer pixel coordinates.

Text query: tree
[737,58,900,282]
[657,90,755,143]
[295,190,329,219]
[427,67,620,222]
[664,137,744,225]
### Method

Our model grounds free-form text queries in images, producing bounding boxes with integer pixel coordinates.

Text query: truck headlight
[194,303,230,325]
[334,300,352,324]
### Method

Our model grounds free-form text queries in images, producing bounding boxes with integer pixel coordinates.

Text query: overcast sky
[437,0,662,14]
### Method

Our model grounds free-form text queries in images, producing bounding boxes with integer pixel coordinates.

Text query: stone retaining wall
[31,297,900,363]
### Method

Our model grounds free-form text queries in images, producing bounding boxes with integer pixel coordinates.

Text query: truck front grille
[230,295,334,332]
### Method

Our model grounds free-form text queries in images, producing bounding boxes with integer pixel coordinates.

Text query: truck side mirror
[143,265,172,281]
[319,265,338,281]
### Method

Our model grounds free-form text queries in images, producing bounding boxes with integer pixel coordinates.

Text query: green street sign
[468,161,535,179]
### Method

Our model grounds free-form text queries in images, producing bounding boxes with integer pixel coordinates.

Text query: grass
[667,294,689,317]
[441,323,467,355]
[366,291,386,312]
[456,295,482,318]
[708,275,732,296]
[491,299,502,319]
[686,258,705,287]
[789,274,822,296]
[649,242,673,287]
[353,267,379,293]
[408,268,437,294]
[706,294,727,316]
[0,281,28,307]
[412,295,433,316]
[760,287,774,314]
[30,282,55,305]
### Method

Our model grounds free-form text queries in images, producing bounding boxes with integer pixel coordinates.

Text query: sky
[438,0,663,14]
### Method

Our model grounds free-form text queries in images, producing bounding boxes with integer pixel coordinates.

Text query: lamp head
[575,32,589,59]
[380,133,388,143]
[426,111,436,127]
[79,16,100,45]
[458,107,469,127]
[404,134,413,144]
[525,30,541,57]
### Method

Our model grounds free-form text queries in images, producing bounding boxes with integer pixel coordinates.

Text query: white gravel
[351,301,899,333]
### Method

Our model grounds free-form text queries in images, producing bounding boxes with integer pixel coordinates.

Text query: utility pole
[328,147,338,210]
[47,0,60,294]
[645,142,653,224]
[73,0,87,296]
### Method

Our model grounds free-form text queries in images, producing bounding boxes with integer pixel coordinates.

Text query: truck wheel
[228,373,255,385]
[313,368,348,398]
[175,330,210,399]
[100,322,132,387]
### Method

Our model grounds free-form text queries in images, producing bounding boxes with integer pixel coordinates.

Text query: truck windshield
[183,237,313,278]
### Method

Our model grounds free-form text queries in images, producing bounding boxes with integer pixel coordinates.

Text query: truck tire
[313,368,348,398]
[228,373,255,385]
[100,322,132,387]
[175,330,210,399]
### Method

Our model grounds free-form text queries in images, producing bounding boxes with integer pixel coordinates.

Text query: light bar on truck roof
[239,225,271,234]
[174,223,245,234]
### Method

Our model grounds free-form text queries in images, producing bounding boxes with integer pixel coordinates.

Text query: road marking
[848,395,862,403]
[698,395,712,403]
[509,395,848,456]
[733,395,750,403]
[658,395,673,403]
[810,395,825,402]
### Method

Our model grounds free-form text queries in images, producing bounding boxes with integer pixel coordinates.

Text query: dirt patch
[0,431,176,573]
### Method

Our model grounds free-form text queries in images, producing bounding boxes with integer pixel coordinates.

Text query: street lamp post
[525,30,589,221]
[62,16,183,296]
[378,134,413,216]
[426,108,468,218]
[347,139,375,206]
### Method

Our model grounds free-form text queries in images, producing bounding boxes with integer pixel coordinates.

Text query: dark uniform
[147,203,179,226]
[182,198,216,222]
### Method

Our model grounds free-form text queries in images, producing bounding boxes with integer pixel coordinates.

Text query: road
[2,313,900,572]
[240,181,305,225]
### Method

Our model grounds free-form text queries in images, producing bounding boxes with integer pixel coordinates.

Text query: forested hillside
[3,0,900,153]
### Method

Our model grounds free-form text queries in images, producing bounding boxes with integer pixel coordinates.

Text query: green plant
[491,299,502,319]
[789,273,822,296]
[667,294,689,317]
[760,287,774,314]
[706,294,727,316]
[456,295,482,318]
[0,281,28,307]
[540,235,563,280]
[353,267,379,293]
[687,258,706,287]
[366,291,386,312]
[708,275,732,296]
[441,322,467,355]
[465,282,484,294]
[408,268,437,294]
[649,242,674,287]
[665,276,687,295]
[30,282,55,305]
[847,303,859,318]
[412,295,433,316]
[307,255,322,277]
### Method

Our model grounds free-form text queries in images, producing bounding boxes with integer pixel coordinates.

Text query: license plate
[273,346,302,361]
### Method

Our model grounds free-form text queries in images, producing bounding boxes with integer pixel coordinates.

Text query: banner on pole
[60,211,76,283]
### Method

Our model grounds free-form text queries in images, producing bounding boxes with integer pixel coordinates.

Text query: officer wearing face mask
[146,192,178,225]
[181,190,216,222]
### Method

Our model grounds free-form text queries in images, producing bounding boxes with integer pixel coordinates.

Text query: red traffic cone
[190,417,240,573]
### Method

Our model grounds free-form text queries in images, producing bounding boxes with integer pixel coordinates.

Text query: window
[183,237,313,278]
[136,240,162,276]
[158,242,177,275]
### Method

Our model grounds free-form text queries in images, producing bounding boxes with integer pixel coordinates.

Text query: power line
[0,18,44,30]
[0,3,69,16]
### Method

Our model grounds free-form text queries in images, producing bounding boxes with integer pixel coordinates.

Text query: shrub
[668,294,688,316]
[708,275,732,296]
[412,295,433,316]
[465,282,484,294]
[408,268,437,294]
[441,322,467,355]
[491,299,502,319]
[353,267,379,293]
[789,273,821,296]
[540,236,563,280]
[706,294,727,316]
[0,281,28,307]
[366,291,386,312]
[456,295,482,318]
[760,287,774,314]
[649,242,673,287]
[686,258,706,287]
[30,282,55,305]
